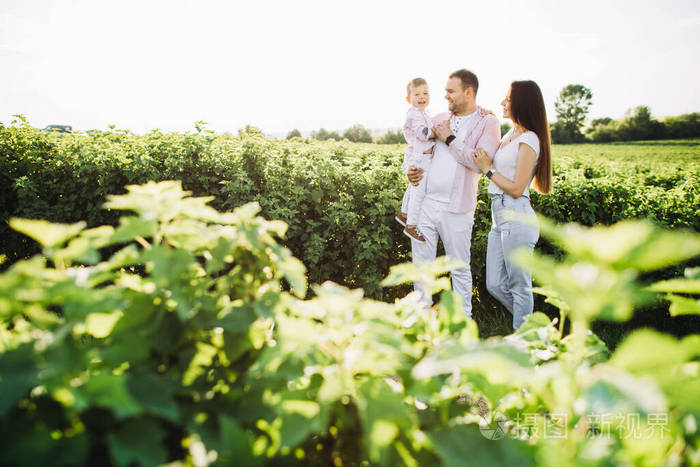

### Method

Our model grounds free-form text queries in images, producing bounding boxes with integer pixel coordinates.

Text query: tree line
[286,124,406,144]
[287,84,698,145]
[551,84,700,143]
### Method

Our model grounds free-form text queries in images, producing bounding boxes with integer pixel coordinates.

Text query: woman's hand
[407,166,424,186]
[472,148,493,173]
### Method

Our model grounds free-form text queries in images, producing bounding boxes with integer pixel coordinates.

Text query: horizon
[2,0,699,135]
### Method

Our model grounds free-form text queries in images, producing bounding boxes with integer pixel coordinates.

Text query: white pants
[401,156,432,226]
[411,197,475,317]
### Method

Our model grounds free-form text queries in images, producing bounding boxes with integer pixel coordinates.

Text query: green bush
[376,129,406,145]
[1,125,698,344]
[1,181,699,465]
[664,113,700,139]
[587,110,700,143]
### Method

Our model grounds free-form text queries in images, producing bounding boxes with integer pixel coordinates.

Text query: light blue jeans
[486,194,539,330]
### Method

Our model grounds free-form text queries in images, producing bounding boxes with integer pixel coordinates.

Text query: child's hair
[406,77,427,96]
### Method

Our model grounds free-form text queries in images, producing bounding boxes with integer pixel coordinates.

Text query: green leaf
[58,225,114,264]
[381,256,463,295]
[426,424,536,467]
[279,256,307,298]
[610,329,691,374]
[413,340,533,385]
[437,290,469,334]
[110,216,158,243]
[667,294,700,316]
[9,218,86,248]
[278,407,322,449]
[0,345,38,416]
[538,219,700,272]
[357,378,413,463]
[82,373,141,418]
[583,366,667,416]
[103,180,190,221]
[108,417,166,467]
[85,311,123,338]
[648,278,700,294]
[183,342,218,386]
[218,415,261,466]
[127,373,179,420]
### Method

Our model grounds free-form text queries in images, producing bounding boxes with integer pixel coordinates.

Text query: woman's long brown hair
[509,80,552,194]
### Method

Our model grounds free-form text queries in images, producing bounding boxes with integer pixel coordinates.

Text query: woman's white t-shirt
[487,129,540,197]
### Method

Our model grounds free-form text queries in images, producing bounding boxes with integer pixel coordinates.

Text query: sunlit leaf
[648,278,700,294]
[667,294,700,316]
[85,311,123,338]
[9,218,85,248]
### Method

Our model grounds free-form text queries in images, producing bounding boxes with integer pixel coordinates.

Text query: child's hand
[434,121,452,142]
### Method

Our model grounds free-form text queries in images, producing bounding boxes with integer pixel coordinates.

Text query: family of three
[395,69,552,331]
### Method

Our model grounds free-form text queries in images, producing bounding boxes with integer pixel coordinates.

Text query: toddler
[396,77,434,243]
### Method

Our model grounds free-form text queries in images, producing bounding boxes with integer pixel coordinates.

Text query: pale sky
[2,0,699,136]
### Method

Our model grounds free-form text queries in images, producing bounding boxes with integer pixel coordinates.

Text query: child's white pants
[401,155,432,225]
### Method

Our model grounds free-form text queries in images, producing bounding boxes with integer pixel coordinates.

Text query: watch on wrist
[485,169,495,179]
[445,134,456,146]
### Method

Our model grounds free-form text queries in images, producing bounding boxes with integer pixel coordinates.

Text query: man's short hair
[407,77,427,96]
[449,69,479,95]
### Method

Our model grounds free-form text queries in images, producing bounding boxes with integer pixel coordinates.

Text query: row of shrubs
[1,124,698,344]
[551,108,700,144]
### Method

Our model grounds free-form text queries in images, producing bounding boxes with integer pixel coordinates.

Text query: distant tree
[342,124,373,143]
[286,128,302,139]
[376,129,406,144]
[500,122,512,137]
[617,106,666,141]
[310,128,341,141]
[238,125,263,137]
[586,118,618,142]
[664,112,700,138]
[554,84,593,143]
[550,121,573,144]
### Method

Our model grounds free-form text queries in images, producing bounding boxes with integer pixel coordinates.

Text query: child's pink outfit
[401,106,435,226]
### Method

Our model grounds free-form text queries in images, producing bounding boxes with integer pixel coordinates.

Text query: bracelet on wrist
[445,134,456,146]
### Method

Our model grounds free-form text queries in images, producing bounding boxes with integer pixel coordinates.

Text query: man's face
[445,77,469,114]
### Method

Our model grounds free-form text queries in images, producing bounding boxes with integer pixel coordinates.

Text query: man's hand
[407,166,424,186]
[434,121,452,143]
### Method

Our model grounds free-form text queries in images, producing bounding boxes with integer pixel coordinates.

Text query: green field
[1,126,699,465]
[552,139,699,179]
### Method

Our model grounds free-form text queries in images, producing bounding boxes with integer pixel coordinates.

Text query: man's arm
[473,117,501,162]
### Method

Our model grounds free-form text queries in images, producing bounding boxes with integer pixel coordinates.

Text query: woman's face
[501,89,512,120]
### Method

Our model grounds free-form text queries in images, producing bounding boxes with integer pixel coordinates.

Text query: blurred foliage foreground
[1,181,699,466]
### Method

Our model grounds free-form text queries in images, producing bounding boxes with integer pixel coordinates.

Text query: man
[406,69,500,317]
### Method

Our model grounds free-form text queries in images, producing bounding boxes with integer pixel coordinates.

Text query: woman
[473,80,552,331]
